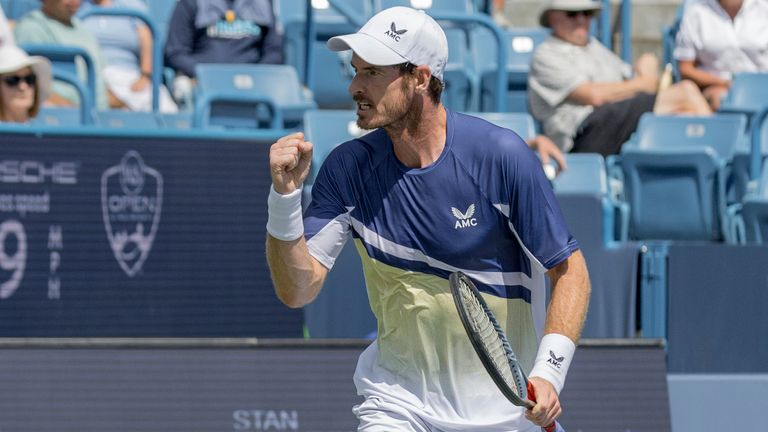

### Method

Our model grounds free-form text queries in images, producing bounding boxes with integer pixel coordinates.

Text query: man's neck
[386,102,447,169]
[41,8,73,26]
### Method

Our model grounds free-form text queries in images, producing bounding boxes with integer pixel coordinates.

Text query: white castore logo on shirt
[452,204,477,229]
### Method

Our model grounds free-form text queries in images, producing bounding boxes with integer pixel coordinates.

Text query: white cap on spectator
[327,6,448,82]
[0,44,52,105]
[539,0,602,27]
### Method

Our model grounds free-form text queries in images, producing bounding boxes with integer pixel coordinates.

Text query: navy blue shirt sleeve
[163,0,198,77]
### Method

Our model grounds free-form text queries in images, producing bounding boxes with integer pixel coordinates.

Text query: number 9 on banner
[0,220,27,299]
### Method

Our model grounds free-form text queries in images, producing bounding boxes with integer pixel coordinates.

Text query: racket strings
[460,284,524,397]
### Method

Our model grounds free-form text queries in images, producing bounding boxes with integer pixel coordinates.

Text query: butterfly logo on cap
[385,22,408,42]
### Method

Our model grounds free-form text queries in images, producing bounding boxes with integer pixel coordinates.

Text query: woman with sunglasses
[0,45,52,123]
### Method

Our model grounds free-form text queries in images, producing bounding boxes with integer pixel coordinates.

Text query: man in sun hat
[266,6,589,431]
[0,44,52,123]
[529,0,712,156]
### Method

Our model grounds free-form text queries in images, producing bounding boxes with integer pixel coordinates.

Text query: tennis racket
[449,271,561,432]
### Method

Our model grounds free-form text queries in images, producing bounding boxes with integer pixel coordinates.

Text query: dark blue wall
[0,130,302,337]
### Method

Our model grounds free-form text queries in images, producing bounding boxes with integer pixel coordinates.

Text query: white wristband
[528,333,576,394]
[266,185,304,241]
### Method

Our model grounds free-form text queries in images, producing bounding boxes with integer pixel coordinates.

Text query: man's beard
[354,82,417,130]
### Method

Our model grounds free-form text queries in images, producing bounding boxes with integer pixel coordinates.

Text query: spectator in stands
[529,0,712,156]
[1,4,15,47]
[14,0,108,109]
[674,0,768,110]
[79,0,178,112]
[0,44,52,123]
[164,0,283,109]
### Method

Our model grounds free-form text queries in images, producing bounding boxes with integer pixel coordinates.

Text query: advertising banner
[0,133,302,337]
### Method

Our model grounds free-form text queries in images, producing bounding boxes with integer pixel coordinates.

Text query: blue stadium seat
[468,112,535,140]
[553,153,629,243]
[194,64,317,129]
[78,5,165,113]
[143,0,176,42]
[472,26,550,113]
[552,153,638,337]
[275,0,369,109]
[21,44,97,122]
[311,43,356,109]
[94,110,162,129]
[4,0,37,19]
[729,107,768,202]
[619,113,748,241]
[719,73,768,118]
[159,112,192,130]
[442,28,474,111]
[303,109,370,184]
[737,162,768,244]
[275,0,371,79]
[31,107,82,127]
[661,17,682,82]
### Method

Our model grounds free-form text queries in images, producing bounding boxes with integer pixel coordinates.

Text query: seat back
[622,148,725,240]
[660,17,682,82]
[276,0,371,81]
[21,44,97,121]
[627,113,748,159]
[740,162,768,244]
[195,64,316,129]
[552,153,609,195]
[473,26,550,112]
[468,112,535,140]
[159,112,192,130]
[442,27,474,111]
[31,107,82,127]
[729,110,768,201]
[303,109,370,183]
[143,0,177,44]
[720,73,768,115]
[620,114,748,241]
[4,0,37,19]
[94,110,162,129]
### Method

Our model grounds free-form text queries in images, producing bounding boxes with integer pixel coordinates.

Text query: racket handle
[526,382,561,432]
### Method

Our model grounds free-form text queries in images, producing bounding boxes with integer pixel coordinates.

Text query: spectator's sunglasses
[565,10,597,18]
[2,74,37,88]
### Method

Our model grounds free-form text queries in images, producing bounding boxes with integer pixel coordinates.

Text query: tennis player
[266,6,590,431]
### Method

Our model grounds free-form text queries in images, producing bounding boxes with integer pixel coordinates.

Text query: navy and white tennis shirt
[303,109,578,429]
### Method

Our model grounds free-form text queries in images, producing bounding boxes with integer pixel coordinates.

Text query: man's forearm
[545,249,590,341]
[569,78,656,107]
[266,235,326,308]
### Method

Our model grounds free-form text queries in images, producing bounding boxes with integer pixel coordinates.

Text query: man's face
[42,0,81,23]
[548,9,595,46]
[348,54,416,130]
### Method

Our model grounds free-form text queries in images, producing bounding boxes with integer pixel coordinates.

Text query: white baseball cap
[327,6,448,82]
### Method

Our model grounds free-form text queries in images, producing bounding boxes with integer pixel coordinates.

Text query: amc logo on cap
[385,22,407,42]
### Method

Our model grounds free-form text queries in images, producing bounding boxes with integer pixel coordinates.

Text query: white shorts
[353,342,541,432]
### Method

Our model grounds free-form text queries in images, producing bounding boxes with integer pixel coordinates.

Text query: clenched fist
[269,132,314,195]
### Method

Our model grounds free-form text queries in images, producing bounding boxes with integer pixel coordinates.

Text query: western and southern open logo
[101,151,163,277]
